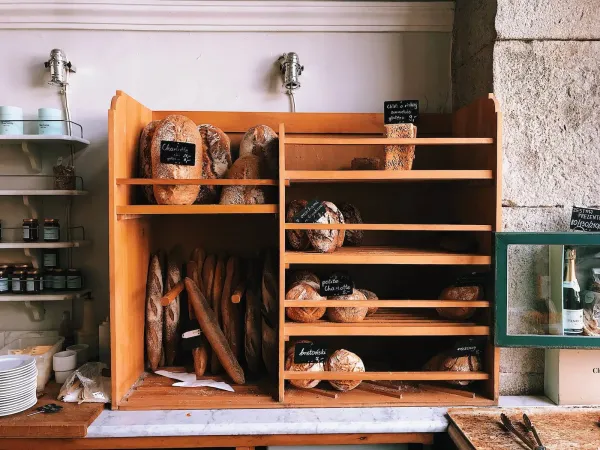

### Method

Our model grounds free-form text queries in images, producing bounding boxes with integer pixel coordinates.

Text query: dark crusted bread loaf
[145,254,164,371]
[287,270,320,288]
[285,200,311,250]
[338,203,364,246]
[239,125,278,178]
[351,157,382,170]
[151,115,203,205]
[139,121,159,204]
[195,124,232,204]
[358,288,378,316]
[307,201,345,253]
[436,285,482,320]
[164,260,181,366]
[423,351,482,386]
[219,155,266,205]
[326,289,368,323]
[326,349,365,391]
[285,281,326,323]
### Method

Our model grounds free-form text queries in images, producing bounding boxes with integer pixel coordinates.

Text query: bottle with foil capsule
[563,248,583,335]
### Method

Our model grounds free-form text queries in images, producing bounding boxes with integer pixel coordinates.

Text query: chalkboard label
[293,199,326,224]
[294,342,328,364]
[320,272,353,296]
[384,100,419,125]
[570,207,600,232]
[160,140,196,166]
[449,337,485,357]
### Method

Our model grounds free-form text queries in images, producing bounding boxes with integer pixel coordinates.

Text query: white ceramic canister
[0,106,24,135]
[37,107,65,135]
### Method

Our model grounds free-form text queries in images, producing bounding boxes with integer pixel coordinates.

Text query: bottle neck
[565,257,577,283]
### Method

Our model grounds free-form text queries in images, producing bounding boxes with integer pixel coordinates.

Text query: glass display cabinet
[496,232,600,348]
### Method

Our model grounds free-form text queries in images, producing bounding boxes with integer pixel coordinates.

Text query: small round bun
[325,349,365,391]
[358,288,378,316]
[285,339,324,389]
[286,200,311,250]
[326,289,368,323]
[338,203,364,246]
[285,281,326,323]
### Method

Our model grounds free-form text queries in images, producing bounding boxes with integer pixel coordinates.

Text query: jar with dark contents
[43,269,54,291]
[10,270,26,294]
[13,264,30,271]
[0,269,8,294]
[43,219,60,242]
[0,264,12,274]
[22,219,39,242]
[25,269,43,294]
[52,268,66,291]
[42,249,59,269]
[66,268,83,290]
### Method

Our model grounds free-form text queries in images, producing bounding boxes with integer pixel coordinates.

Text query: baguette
[145,254,164,371]
[185,260,209,375]
[261,251,278,376]
[185,278,245,384]
[202,254,216,304]
[245,260,262,374]
[210,254,226,374]
[192,345,208,377]
[164,260,181,366]
[221,256,241,360]
[193,248,206,292]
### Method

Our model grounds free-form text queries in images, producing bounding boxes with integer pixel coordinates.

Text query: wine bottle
[563,248,583,335]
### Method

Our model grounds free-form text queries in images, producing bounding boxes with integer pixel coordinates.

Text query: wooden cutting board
[448,407,600,450]
[0,382,104,438]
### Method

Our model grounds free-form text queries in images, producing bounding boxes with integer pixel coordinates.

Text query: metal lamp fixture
[278,52,304,112]
[44,49,76,87]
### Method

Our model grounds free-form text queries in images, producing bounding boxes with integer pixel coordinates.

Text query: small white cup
[55,369,75,384]
[53,350,77,372]
[67,344,89,366]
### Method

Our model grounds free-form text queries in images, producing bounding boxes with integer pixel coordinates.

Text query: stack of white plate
[0,355,38,417]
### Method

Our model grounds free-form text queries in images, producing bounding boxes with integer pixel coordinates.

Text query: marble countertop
[86,396,555,438]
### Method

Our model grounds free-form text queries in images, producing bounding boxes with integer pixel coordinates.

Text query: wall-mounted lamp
[44,49,76,135]
[278,52,304,112]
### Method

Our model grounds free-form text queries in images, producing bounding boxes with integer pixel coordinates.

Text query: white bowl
[54,369,74,384]
[66,344,89,366]
[53,350,77,372]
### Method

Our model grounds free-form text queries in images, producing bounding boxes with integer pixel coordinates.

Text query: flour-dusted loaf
[219,155,266,205]
[138,121,159,204]
[307,201,345,253]
[436,285,482,320]
[285,281,326,323]
[326,289,368,323]
[326,349,365,391]
[423,351,482,386]
[288,270,320,288]
[384,124,417,170]
[151,115,203,205]
[195,124,232,204]
[164,260,181,366]
[285,351,324,389]
[145,254,164,371]
[239,125,279,178]
[285,200,311,250]
[358,288,379,316]
[338,203,364,246]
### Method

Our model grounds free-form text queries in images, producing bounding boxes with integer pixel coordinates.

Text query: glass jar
[10,270,26,294]
[42,249,59,269]
[0,264,12,274]
[43,269,54,290]
[0,269,8,294]
[43,219,60,242]
[25,269,42,294]
[22,219,39,242]
[52,268,66,290]
[13,264,30,272]
[66,268,83,291]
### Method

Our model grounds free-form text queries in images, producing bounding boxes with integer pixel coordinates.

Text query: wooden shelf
[284,372,490,381]
[0,289,91,302]
[285,137,494,146]
[0,135,90,151]
[285,170,493,183]
[0,190,87,196]
[116,178,278,186]
[0,241,89,249]
[284,246,491,266]
[117,204,278,217]
[284,223,493,232]
[284,300,490,308]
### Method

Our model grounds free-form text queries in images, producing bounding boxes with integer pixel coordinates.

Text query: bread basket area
[109,91,501,410]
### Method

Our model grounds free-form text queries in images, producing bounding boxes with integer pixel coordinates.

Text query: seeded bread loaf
[151,115,203,205]
[384,124,417,171]
[338,203,364,246]
[285,200,311,250]
[285,281,327,323]
[326,349,365,391]
[219,155,266,205]
[195,124,232,204]
[326,289,368,323]
[239,125,278,178]
[145,254,164,371]
[139,121,159,204]
[307,201,345,253]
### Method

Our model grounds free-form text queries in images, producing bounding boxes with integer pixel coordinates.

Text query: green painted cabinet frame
[495,232,600,348]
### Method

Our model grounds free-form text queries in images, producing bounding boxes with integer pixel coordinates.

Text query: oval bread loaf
[307,201,345,253]
[219,155,266,205]
[285,351,324,389]
[195,124,232,204]
[285,200,311,250]
[239,125,278,178]
[139,121,159,204]
[151,115,203,205]
[326,289,368,323]
[338,203,364,246]
[436,285,482,320]
[423,351,482,386]
[326,349,365,391]
[358,288,378,316]
[285,281,326,323]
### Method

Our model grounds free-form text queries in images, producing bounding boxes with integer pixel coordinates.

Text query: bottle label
[0,278,8,292]
[67,276,82,289]
[23,227,29,240]
[26,279,35,292]
[43,227,59,241]
[43,253,57,267]
[563,309,584,333]
[563,280,581,292]
[11,279,21,291]
[52,277,66,290]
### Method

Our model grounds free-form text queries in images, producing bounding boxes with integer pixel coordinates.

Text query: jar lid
[12,270,25,275]
[0,270,6,276]
[66,268,80,273]
[14,264,30,269]
[23,218,38,223]
[37,108,63,119]
[53,268,65,274]
[27,269,40,275]
[0,106,23,117]
[44,218,59,223]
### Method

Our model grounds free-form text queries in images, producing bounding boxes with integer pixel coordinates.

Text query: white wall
[0,27,451,332]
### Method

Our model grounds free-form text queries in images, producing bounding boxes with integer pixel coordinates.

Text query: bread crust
[285,200,311,250]
[239,125,278,178]
[164,260,181,366]
[326,349,365,391]
[285,281,326,323]
[219,155,266,205]
[326,289,368,323]
[195,124,232,204]
[145,254,164,371]
[139,121,159,204]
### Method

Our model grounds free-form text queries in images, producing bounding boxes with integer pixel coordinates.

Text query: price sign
[294,342,328,364]
[293,199,326,224]
[160,140,196,166]
[384,100,419,125]
[570,207,600,232]
[320,272,353,296]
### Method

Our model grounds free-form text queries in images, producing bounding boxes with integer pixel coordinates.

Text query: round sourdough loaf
[219,154,266,205]
[326,349,365,391]
[423,351,482,386]
[138,120,159,204]
[285,340,324,389]
[239,125,278,178]
[288,270,320,287]
[195,124,232,204]
[285,281,326,323]
[326,289,368,323]
[285,200,311,250]
[436,285,482,320]
[307,201,345,253]
[151,115,203,205]
[338,203,364,246]
[358,288,378,316]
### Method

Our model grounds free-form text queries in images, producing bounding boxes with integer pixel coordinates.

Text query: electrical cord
[288,89,296,113]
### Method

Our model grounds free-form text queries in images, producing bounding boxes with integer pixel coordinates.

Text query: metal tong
[500,413,546,450]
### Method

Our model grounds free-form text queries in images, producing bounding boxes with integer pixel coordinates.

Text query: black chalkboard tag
[449,337,485,358]
[294,342,328,364]
[384,100,419,125]
[293,199,326,224]
[160,140,196,166]
[181,323,203,351]
[320,272,354,297]
[570,207,600,232]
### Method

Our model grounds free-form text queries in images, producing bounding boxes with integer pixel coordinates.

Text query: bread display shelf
[285,223,493,232]
[285,170,493,183]
[116,178,278,186]
[283,371,490,381]
[284,246,492,265]
[285,137,494,146]
[284,300,490,308]
[0,241,89,249]
[116,204,277,218]
[0,289,91,302]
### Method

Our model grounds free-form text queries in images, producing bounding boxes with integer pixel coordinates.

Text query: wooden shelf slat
[284,323,489,337]
[284,300,490,308]
[116,178,278,186]
[117,204,278,217]
[0,241,90,249]
[284,223,492,232]
[285,170,493,183]
[284,371,490,381]
[0,289,91,302]
[285,246,491,265]
[285,137,494,145]
[0,190,87,196]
